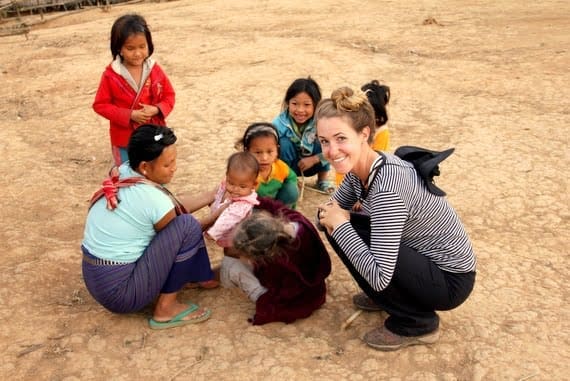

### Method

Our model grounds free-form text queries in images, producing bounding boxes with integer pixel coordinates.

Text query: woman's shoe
[363,326,440,351]
[352,292,383,311]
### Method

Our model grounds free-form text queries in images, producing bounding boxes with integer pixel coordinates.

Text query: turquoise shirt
[82,163,174,263]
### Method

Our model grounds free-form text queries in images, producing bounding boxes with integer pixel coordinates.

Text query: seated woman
[222,197,331,325]
[81,124,222,330]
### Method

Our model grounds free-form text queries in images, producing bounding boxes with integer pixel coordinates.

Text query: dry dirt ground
[0,0,568,380]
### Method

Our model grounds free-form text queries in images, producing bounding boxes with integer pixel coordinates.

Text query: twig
[305,186,330,195]
[299,171,305,201]
[17,344,43,357]
[518,372,539,381]
[169,359,202,381]
[169,347,207,381]
[341,276,365,330]
[341,309,362,330]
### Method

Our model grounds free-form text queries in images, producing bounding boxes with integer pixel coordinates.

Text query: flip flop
[305,179,335,195]
[148,303,211,330]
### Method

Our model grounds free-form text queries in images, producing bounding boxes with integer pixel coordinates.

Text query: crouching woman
[81,124,219,329]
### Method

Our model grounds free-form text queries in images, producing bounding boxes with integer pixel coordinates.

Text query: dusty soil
[0,0,568,380]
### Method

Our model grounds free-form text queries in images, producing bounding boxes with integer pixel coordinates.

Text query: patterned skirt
[82,214,213,313]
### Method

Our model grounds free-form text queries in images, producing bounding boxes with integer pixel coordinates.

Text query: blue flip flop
[148,303,211,330]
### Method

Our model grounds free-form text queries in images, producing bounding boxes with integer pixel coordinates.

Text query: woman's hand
[317,200,349,235]
[178,186,217,213]
[352,200,363,212]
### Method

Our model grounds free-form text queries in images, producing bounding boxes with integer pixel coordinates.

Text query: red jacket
[93,58,175,148]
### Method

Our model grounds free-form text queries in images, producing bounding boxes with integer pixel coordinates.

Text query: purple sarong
[82,214,213,313]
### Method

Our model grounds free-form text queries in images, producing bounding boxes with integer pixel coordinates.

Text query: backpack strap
[89,167,187,215]
[393,146,454,196]
[358,151,387,200]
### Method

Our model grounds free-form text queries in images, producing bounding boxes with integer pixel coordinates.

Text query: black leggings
[326,213,475,336]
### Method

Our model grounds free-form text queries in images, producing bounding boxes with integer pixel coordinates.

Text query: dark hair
[226,151,260,179]
[233,210,294,261]
[282,77,322,111]
[361,80,390,127]
[128,124,176,169]
[236,122,279,151]
[110,14,154,60]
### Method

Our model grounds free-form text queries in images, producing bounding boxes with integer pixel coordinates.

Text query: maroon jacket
[252,198,331,325]
[93,58,175,148]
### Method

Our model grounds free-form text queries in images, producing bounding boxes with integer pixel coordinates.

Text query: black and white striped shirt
[331,153,476,292]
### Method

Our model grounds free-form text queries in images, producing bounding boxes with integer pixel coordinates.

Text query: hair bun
[331,86,369,112]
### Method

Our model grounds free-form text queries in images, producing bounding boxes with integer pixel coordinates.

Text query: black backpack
[394,146,455,196]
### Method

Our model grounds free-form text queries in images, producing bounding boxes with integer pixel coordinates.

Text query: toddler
[236,122,298,208]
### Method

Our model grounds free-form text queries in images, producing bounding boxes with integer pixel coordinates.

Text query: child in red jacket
[93,13,175,166]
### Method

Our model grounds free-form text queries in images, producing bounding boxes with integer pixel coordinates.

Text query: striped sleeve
[332,173,361,210]
[329,154,476,292]
[331,189,407,291]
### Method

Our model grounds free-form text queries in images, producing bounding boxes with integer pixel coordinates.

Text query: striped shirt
[331,153,476,292]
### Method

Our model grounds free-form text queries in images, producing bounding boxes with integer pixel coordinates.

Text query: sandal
[148,303,211,330]
[316,179,336,195]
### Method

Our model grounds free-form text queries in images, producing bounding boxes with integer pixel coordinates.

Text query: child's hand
[131,104,159,124]
[139,103,159,117]
[298,155,319,173]
[224,246,242,258]
[210,200,229,219]
[130,109,149,124]
[222,190,233,203]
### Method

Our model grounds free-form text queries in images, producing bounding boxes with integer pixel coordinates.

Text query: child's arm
[276,165,299,207]
[297,155,320,174]
[206,202,247,242]
[200,203,228,232]
[131,107,155,124]
[92,72,132,128]
[151,65,176,118]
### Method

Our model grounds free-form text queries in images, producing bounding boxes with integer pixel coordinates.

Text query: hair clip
[154,133,163,141]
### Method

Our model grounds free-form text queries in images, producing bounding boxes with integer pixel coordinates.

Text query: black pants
[326,213,476,336]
